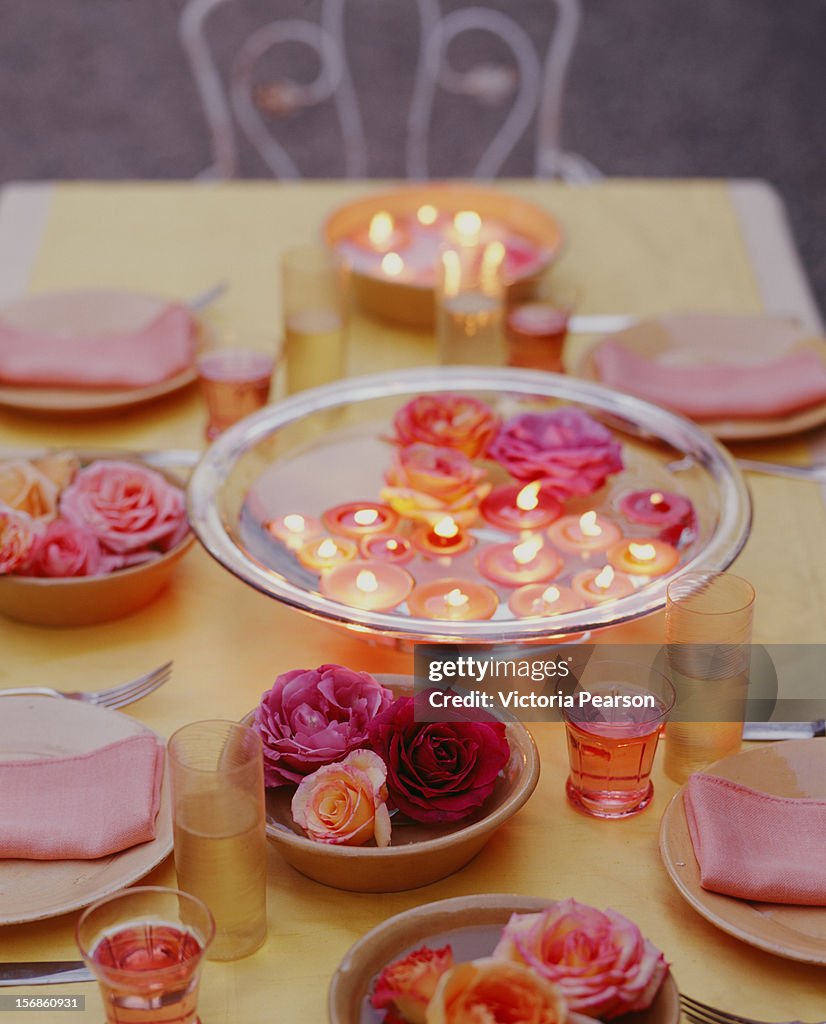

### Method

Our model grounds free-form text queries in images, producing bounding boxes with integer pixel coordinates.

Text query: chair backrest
[180,0,598,181]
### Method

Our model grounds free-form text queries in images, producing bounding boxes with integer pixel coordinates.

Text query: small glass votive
[75,886,215,1024]
[168,721,268,961]
[196,330,276,440]
[563,659,675,819]
[281,244,349,394]
[505,283,579,373]
[436,241,506,366]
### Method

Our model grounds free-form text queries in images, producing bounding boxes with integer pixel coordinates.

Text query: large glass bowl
[187,367,751,643]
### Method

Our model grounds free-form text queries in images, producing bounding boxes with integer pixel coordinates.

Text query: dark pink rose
[0,505,38,575]
[367,696,510,823]
[60,460,187,556]
[24,518,103,578]
[371,944,454,1023]
[393,394,500,459]
[487,408,623,499]
[253,664,394,786]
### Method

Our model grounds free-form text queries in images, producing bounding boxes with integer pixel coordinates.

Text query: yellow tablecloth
[1,180,824,1021]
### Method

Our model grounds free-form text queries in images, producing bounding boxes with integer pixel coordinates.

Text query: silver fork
[681,993,825,1024]
[1,661,173,709]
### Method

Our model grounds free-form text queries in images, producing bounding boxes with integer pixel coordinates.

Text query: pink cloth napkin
[0,734,165,860]
[0,303,196,389]
[684,772,826,906]
[592,338,826,419]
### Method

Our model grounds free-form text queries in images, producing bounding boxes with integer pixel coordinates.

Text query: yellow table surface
[1,180,824,1021]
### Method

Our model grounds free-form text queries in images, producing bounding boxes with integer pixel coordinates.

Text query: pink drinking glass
[196,338,276,441]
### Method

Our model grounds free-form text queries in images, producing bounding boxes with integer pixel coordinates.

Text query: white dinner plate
[0,695,172,925]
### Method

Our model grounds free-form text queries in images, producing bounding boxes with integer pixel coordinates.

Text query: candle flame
[368,211,394,247]
[353,508,380,527]
[513,536,543,565]
[433,516,459,540]
[381,252,404,276]
[579,510,602,537]
[442,248,461,296]
[541,585,561,604]
[356,570,379,593]
[481,240,506,292]
[445,588,469,608]
[594,565,615,589]
[317,538,339,558]
[516,481,541,511]
[650,492,664,505]
[417,204,438,225]
[282,514,305,533]
[629,542,656,562]
[386,539,399,551]
[453,210,482,240]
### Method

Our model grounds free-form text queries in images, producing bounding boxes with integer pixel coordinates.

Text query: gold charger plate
[328,893,680,1023]
[571,312,826,441]
[0,695,172,924]
[0,289,197,414]
[659,739,826,964]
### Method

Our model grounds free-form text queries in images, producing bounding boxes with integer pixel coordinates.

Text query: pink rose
[393,394,500,459]
[367,696,510,824]
[253,664,393,786]
[426,958,567,1024]
[291,749,391,847]
[381,444,491,526]
[23,518,103,578]
[60,460,187,556]
[0,505,38,574]
[487,408,623,500]
[493,899,668,1019]
[0,459,59,522]
[371,945,454,1024]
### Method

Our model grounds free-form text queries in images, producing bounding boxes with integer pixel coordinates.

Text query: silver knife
[0,962,93,986]
[743,721,826,741]
[567,314,637,335]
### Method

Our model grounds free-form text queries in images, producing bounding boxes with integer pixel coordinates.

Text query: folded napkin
[0,303,196,389]
[684,772,826,906]
[0,734,164,860]
[592,338,826,419]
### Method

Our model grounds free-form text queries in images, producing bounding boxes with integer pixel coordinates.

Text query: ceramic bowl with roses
[243,670,539,893]
[0,452,194,626]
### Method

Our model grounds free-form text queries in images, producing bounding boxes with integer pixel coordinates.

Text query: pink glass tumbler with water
[197,346,274,440]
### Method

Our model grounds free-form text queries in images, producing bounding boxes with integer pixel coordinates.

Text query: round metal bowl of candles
[479,480,562,532]
[571,565,636,605]
[407,578,499,621]
[324,184,564,328]
[319,561,414,612]
[546,510,622,554]
[187,365,751,644]
[322,501,399,539]
[411,515,475,557]
[607,538,680,577]
[477,535,562,588]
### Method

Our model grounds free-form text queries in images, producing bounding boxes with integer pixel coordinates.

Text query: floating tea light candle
[359,533,415,565]
[267,513,323,550]
[571,564,635,605]
[480,480,562,532]
[546,510,622,554]
[354,211,410,253]
[412,515,474,556]
[452,210,483,247]
[320,560,414,611]
[607,538,679,577]
[416,203,439,226]
[618,489,695,544]
[477,535,562,588]
[295,535,358,572]
[407,578,499,621]
[322,502,400,539]
[508,582,587,619]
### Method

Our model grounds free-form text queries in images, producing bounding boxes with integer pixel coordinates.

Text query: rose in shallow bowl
[0,453,194,626]
[242,674,539,893]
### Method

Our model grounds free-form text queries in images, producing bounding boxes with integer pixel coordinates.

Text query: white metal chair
[180,0,601,182]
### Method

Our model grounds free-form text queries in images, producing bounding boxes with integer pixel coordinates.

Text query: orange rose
[0,505,39,574]
[381,444,490,526]
[426,958,567,1024]
[0,459,59,522]
[371,945,454,1024]
[291,749,391,847]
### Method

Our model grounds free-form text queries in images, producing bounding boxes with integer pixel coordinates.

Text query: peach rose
[393,394,500,459]
[0,459,59,522]
[426,958,566,1024]
[33,452,80,491]
[493,900,668,1019]
[291,749,391,847]
[381,444,490,526]
[371,945,454,1024]
[0,505,39,574]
